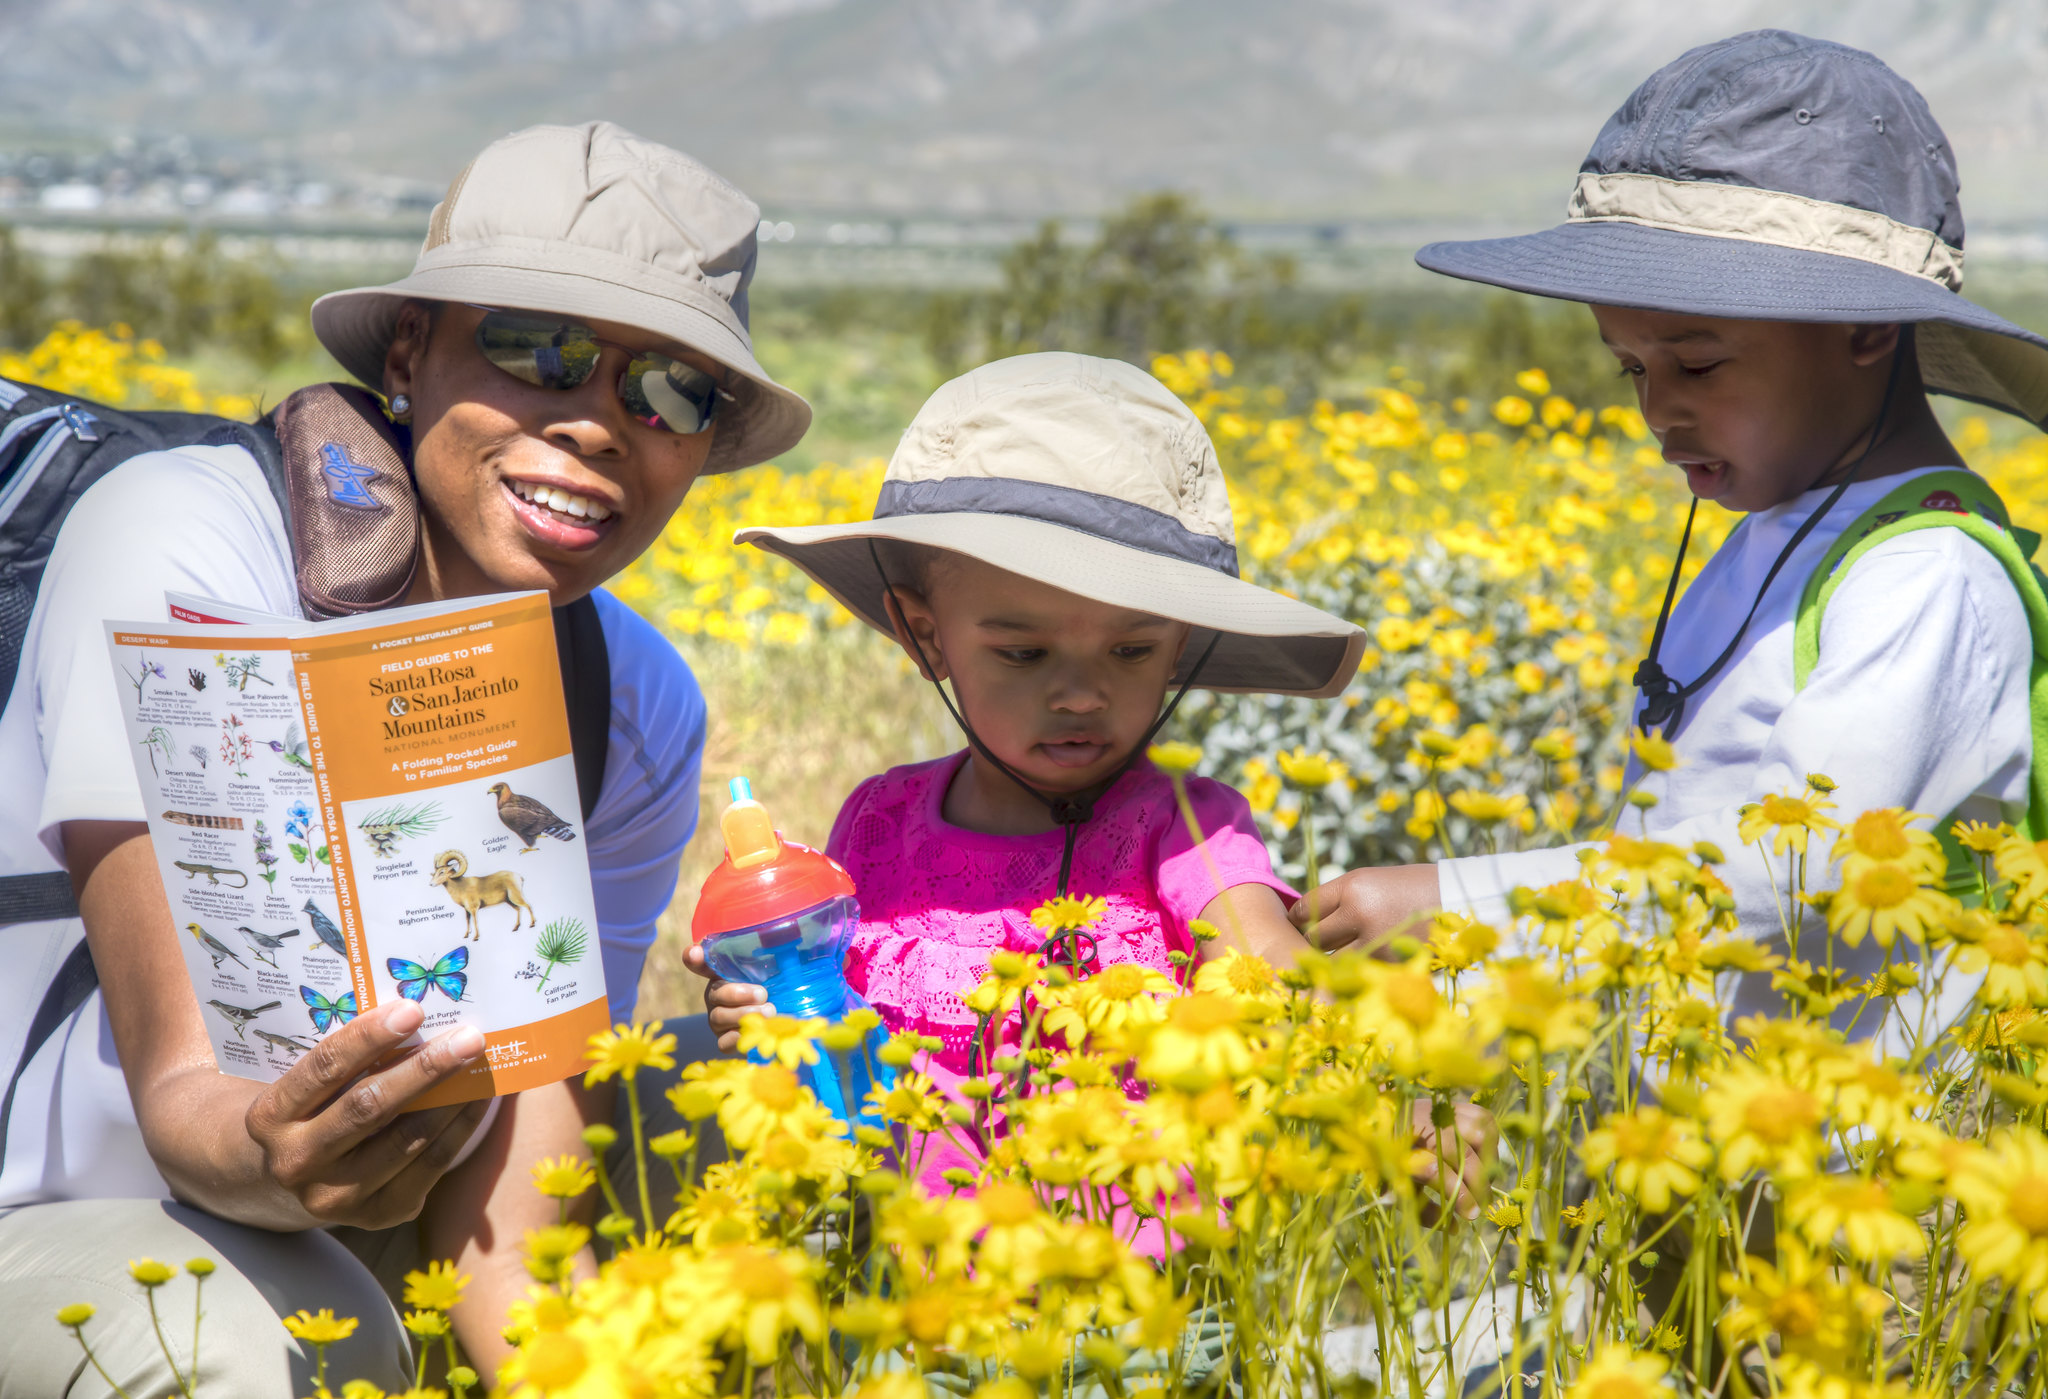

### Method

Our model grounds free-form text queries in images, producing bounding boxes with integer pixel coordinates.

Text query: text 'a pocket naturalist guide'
[106,589,607,1106]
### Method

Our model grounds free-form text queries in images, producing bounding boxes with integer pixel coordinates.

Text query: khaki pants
[0,1198,409,1399]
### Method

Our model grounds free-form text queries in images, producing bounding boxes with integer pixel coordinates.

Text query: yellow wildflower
[1833,808,1943,875]
[403,1259,468,1312]
[1275,746,1347,790]
[282,1309,359,1345]
[529,1155,596,1201]
[1138,993,1254,1087]
[1448,789,1528,827]
[1824,859,1953,949]
[1736,791,1841,857]
[127,1258,173,1287]
[583,1021,678,1085]
[1147,741,1202,776]
[1581,1106,1708,1213]
[1995,832,2048,910]
[1784,1175,1925,1262]
[1563,1345,1665,1399]
[1630,727,1680,772]
[737,1013,827,1069]
[1951,1129,2048,1320]
[1702,1064,1826,1181]
[1952,818,2010,855]
[1029,895,1108,934]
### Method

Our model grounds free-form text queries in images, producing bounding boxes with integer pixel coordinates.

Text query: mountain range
[2,0,2047,232]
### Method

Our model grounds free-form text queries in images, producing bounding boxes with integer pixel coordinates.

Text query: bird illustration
[206,998,280,1041]
[186,922,247,971]
[264,720,311,771]
[488,782,577,852]
[253,1028,316,1061]
[234,924,302,969]
[302,900,348,959]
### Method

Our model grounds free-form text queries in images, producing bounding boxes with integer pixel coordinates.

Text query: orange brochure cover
[105,590,608,1107]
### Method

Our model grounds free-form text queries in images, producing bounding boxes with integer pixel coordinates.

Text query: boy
[1301,31,2048,1039]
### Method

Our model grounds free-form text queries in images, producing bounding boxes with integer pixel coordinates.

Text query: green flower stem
[68,1328,138,1399]
[626,1072,654,1239]
[144,1287,195,1399]
[1169,774,1246,944]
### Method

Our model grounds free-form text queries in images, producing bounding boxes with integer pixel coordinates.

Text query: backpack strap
[0,934,97,1167]
[555,595,612,824]
[1793,469,2048,887]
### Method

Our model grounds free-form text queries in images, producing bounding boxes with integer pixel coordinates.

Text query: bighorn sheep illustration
[429,850,536,941]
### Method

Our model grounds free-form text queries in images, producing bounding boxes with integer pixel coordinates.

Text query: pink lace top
[825,751,1293,1205]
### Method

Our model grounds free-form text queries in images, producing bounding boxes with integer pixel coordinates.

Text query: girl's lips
[1039,740,1110,769]
[503,479,615,551]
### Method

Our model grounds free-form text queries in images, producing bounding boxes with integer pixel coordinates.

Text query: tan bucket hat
[738,352,1366,698]
[310,121,810,472]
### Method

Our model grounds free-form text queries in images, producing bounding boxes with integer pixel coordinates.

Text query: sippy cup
[692,777,894,1130]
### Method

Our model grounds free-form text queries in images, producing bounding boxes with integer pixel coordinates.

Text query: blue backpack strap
[1793,469,2048,890]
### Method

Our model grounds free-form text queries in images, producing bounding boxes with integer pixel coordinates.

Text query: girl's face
[889,556,1190,795]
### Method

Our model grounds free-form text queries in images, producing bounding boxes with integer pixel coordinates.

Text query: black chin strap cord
[868,540,1219,972]
[1632,341,1908,737]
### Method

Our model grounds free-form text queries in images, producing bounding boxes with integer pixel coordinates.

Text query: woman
[0,122,807,1390]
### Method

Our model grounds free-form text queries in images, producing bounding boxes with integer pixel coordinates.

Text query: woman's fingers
[243,1003,490,1227]
[252,999,434,1126]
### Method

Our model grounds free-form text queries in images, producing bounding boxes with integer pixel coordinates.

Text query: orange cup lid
[692,837,855,940]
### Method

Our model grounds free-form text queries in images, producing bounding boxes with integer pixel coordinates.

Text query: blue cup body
[698,893,895,1129]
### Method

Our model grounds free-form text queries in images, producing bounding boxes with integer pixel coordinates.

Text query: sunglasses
[470,308,728,436]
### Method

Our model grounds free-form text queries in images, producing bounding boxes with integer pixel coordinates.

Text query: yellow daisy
[1736,790,1841,857]
[1783,1174,1925,1262]
[1952,1129,2048,1320]
[1563,1344,1666,1399]
[1824,858,1954,948]
[1581,1106,1707,1213]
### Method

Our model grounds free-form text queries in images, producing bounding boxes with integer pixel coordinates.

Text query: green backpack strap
[1792,469,2048,889]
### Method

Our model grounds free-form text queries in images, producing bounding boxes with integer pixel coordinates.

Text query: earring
[389,393,412,423]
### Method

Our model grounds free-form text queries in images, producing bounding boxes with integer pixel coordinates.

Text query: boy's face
[1591,306,1902,513]
[889,556,1190,795]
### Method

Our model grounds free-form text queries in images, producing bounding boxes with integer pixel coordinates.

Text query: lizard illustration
[175,861,248,888]
[253,1028,316,1061]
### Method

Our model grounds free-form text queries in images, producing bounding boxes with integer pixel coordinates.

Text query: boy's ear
[1848,322,1905,369]
[883,586,949,683]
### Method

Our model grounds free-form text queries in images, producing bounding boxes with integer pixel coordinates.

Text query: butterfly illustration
[388,946,469,1003]
[300,985,358,1033]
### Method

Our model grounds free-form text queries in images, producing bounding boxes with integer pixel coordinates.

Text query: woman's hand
[66,819,489,1231]
[681,941,770,1051]
[1409,1098,1497,1220]
[1289,863,1443,956]
[243,1001,492,1229]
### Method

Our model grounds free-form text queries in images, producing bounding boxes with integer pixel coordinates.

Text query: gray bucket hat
[311,121,810,472]
[738,352,1365,698]
[1417,30,2048,427]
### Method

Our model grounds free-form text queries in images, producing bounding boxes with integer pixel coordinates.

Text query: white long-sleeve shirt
[1441,466,2033,1042]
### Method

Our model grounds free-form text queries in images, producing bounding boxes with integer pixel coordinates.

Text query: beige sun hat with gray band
[738,352,1366,699]
[311,121,810,472]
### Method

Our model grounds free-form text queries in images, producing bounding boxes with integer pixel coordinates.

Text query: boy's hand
[681,941,771,1052]
[1290,863,1442,956]
[1408,1098,1497,1220]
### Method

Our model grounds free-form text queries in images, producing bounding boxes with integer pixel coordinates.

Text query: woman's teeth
[511,480,614,522]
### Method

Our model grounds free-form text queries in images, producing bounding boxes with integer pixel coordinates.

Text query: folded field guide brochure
[106,590,607,1106]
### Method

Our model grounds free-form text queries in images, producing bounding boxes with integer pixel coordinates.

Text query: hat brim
[1417,222,2048,428]
[310,264,812,472]
[736,514,1367,699]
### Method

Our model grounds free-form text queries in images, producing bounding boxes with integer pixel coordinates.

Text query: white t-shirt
[0,444,705,1204]
[1441,467,2033,1047]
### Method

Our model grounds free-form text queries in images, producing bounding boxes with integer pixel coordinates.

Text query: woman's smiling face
[384,300,722,605]
[888,555,1190,797]
[1591,305,1902,513]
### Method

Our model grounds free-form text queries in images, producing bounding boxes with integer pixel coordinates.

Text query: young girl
[686,353,1487,1210]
